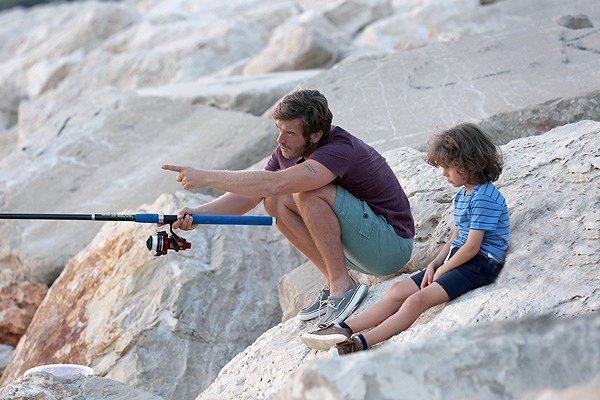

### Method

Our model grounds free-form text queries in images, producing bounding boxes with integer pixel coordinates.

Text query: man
[162,89,414,326]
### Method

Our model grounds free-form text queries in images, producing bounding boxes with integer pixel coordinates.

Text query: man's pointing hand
[162,164,204,190]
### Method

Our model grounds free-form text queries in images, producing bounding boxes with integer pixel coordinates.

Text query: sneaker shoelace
[326,297,340,310]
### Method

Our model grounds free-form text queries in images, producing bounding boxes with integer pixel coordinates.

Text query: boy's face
[441,166,469,188]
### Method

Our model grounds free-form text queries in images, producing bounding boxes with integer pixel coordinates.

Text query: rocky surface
[0,345,12,377]
[1,0,599,399]
[138,69,323,116]
[299,0,600,151]
[0,373,163,400]
[2,0,598,287]
[281,313,600,400]
[0,92,275,285]
[198,121,600,399]
[0,192,304,399]
[0,280,47,346]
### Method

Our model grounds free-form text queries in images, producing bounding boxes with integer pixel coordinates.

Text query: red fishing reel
[146,225,191,256]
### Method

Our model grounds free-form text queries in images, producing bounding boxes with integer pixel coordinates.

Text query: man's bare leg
[263,194,330,286]
[293,184,355,297]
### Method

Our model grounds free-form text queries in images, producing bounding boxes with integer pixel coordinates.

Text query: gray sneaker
[318,283,368,327]
[300,323,352,351]
[297,287,329,321]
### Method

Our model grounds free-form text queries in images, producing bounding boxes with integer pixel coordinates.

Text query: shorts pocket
[358,202,375,239]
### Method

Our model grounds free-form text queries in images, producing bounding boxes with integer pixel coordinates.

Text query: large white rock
[243,11,339,75]
[197,121,600,399]
[0,2,138,130]
[320,0,393,38]
[0,373,163,400]
[0,2,139,98]
[0,192,304,399]
[137,69,323,116]
[83,18,263,88]
[353,0,515,53]
[282,313,600,400]
[298,0,600,151]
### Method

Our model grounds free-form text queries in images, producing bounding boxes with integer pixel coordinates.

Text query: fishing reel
[146,224,191,256]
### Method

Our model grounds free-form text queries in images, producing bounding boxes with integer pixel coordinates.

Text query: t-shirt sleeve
[309,139,353,178]
[469,195,502,231]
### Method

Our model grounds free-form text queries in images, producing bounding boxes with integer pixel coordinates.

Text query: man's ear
[311,130,323,144]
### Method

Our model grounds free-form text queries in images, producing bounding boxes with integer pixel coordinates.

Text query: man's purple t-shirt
[265,125,415,239]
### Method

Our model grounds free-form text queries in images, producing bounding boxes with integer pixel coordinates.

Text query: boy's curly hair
[426,123,503,184]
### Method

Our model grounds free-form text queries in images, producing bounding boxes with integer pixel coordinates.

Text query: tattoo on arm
[304,163,318,174]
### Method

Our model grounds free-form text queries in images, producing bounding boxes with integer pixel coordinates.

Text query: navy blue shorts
[410,247,503,301]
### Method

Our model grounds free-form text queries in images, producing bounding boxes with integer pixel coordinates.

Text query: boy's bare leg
[362,283,449,347]
[345,279,420,332]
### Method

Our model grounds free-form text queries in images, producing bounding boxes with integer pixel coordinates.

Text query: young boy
[301,123,510,356]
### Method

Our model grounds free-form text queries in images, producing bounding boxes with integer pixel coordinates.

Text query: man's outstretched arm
[161,160,336,198]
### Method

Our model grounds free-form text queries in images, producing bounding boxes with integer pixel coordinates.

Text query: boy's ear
[311,130,323,144]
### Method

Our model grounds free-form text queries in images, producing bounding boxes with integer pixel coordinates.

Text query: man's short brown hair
[272,89,333,143]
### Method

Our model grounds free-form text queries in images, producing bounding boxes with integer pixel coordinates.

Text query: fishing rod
[0,213,275,256]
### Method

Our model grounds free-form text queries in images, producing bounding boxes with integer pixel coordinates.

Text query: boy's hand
[421,264,436,289]
[432,265,449,282]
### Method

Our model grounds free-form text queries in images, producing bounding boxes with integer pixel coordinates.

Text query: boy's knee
[402,291,429,312]
[385,280,414,303]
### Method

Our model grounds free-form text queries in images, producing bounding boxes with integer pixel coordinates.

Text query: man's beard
[283,136,314,159]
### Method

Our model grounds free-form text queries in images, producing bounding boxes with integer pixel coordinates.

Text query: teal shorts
[332,186,413,276]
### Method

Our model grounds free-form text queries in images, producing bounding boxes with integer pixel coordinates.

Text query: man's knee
[263,195,294,217]
[293,184,337,207]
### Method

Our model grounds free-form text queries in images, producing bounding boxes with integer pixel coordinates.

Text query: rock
[0,88,276,285]
[531,376,600,400]
[10,2,139,63]
[235,1,301,43]
[352,0,518,54]
[0,81,21,131]
[479,91,600,144]
[243,12,339,75]
[281,313,600,399]
[299,0,600,151]
[354,15,429,53]
[137,69,323,116]
[85,18,263,87]
[0,344,13,376]
[555,14,594,30]
[0,191,304,399]
[0,373,163,400]
[25,52,84,97]
[0,281,47,346]
[321,0,393,38]
[278,261,325,322]
[197,121,600,399]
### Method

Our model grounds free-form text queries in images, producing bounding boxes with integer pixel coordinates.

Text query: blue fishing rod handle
[134,213,274,226]
[191,214,274,226]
